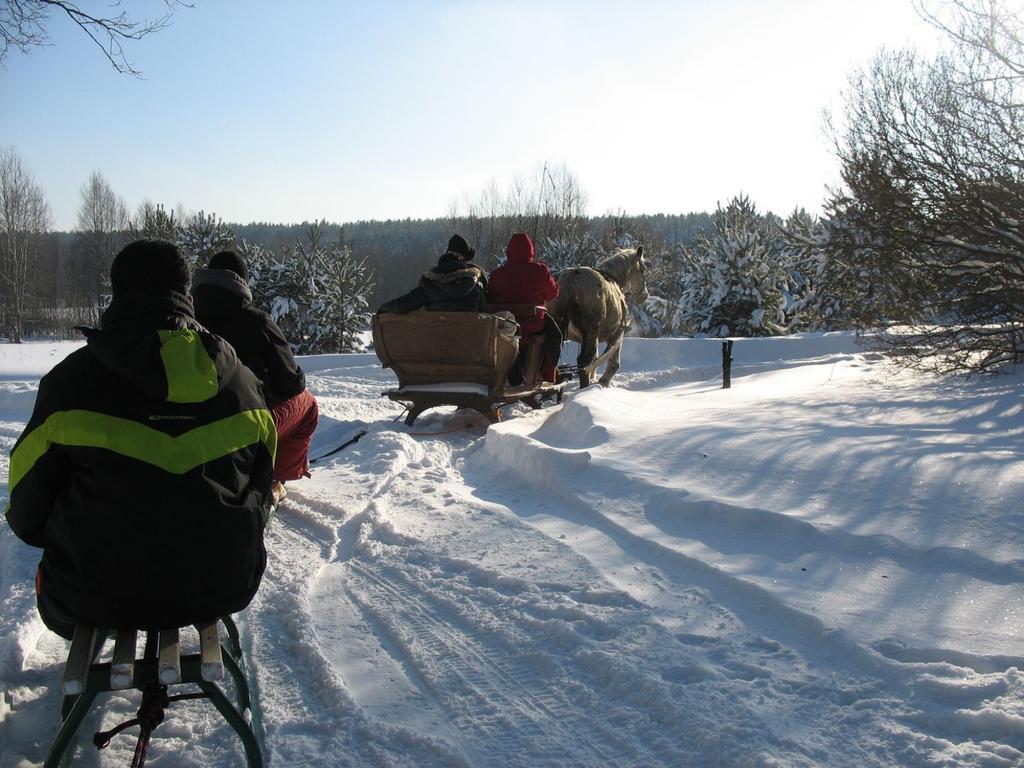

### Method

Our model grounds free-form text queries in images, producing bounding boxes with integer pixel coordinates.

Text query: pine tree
[241,225,373,354]
[638,242,689,335]
[676,195,790,337]
[779,209,886,332]
[131,202,178,242]
[177,210,235,266]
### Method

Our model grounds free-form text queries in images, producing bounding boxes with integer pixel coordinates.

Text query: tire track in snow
[248,496,364,763]
[251,487,467,766]
[264,428,495,764]
[307,567,474,768]
[312,426,641,765]
[316,432,567,763]
[343,558,633,767]
[301,406,914,764]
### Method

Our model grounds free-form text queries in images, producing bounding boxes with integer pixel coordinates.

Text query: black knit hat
[446,234,475,261]
[110,239,190,295]
[208,249,248,281]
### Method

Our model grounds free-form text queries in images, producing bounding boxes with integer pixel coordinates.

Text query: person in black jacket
[5,239,274,639]
[191,250,318,504]
[377,234,487,314]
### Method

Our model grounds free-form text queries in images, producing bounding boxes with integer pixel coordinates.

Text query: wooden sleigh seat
[46,616,262,767]
[372,308,565,426]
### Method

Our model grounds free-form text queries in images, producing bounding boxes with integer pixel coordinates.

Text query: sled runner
[45,616,262,767]
[372,307,565,426]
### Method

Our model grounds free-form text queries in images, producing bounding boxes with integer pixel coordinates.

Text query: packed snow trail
[0,336,1022,767]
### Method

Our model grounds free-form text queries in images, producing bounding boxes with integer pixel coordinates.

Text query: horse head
[622,246,649,303]
[595,246,649,303]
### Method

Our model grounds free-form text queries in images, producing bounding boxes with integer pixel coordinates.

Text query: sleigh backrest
[372,310,518,396]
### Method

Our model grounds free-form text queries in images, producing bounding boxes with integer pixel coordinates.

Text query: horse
[547,246,648,388]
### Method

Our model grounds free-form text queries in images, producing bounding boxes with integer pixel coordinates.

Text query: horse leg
[598,331,625,387]
[577,333,598,388]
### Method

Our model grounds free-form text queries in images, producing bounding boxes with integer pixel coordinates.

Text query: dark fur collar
[425,262,484,284]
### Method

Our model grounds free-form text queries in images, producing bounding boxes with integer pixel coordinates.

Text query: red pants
[272,389,319,482]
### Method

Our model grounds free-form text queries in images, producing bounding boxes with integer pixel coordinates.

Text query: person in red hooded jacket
[488,233,561,383]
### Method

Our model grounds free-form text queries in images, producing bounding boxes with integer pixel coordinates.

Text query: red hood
[505,233,535,264]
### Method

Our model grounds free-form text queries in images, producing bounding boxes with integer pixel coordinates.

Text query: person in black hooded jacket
[191,249,318,504]
[5,239,274,639]
[377,234,487,314]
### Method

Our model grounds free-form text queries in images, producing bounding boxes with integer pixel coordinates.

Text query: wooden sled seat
[46,616,262,767]
[373,310,564,425]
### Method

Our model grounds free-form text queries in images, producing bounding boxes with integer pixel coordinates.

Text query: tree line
[2,0,1022,372]
[0,165,713,351]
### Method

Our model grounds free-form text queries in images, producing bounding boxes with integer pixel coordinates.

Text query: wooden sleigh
[372,305,566,426]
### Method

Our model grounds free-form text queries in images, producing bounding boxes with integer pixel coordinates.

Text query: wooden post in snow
[722,340,733,389]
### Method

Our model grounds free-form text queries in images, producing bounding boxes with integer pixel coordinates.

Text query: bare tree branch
[0,0,191,76]
[823,0,1024,372]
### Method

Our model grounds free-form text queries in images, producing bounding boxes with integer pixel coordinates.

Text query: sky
[0,0,946,231]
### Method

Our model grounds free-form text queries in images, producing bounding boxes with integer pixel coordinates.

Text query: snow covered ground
[1,333,1022,767]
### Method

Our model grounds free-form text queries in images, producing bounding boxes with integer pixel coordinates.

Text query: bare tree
[915,0,1024,76]
[827,0,1024,372]
[76,170,127,314]
[536,162,589,251]
[0,147,51,342]
[1,0,190,76]
[447,162,590,268]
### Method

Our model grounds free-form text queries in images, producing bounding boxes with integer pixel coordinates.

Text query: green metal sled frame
[44,615,263,768]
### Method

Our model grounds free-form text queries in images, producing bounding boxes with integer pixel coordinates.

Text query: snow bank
[1,333,1021,767]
